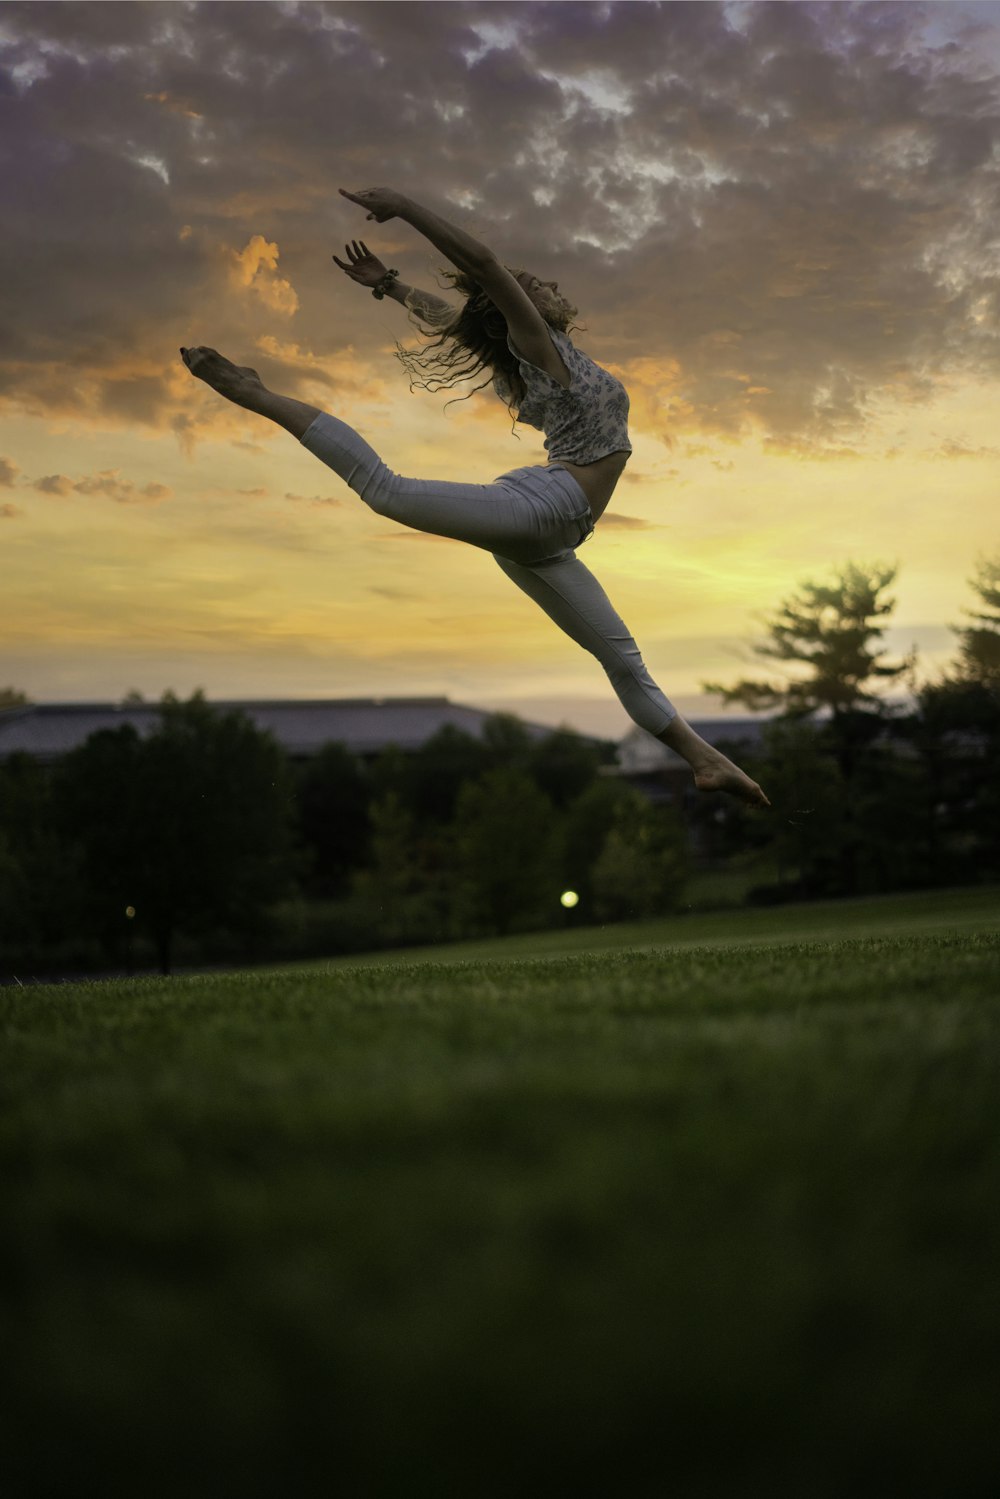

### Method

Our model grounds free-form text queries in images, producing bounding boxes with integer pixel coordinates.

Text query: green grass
[274,880,1000,971]
[2,891,999,1496]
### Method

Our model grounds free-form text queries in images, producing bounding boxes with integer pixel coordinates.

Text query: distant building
[0,695,606,767]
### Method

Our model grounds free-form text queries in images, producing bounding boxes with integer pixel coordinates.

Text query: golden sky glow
[3,1,1000,738]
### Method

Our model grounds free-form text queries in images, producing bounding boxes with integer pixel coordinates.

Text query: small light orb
[125,906,136,920]
[560,890,579,909]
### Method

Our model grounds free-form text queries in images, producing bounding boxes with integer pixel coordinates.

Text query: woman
[181,186,769,806]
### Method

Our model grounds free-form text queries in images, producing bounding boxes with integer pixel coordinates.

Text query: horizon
[3,1,999,739]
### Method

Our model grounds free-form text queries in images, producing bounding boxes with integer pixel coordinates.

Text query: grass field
[2,888,999,1496]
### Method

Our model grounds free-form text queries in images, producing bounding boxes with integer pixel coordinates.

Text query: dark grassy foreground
[2,910,999,1495]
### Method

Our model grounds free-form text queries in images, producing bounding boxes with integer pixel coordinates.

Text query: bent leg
[495,550,770,805]
[493,549,677,736]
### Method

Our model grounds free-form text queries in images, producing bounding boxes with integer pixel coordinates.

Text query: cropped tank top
[492,327,632,465]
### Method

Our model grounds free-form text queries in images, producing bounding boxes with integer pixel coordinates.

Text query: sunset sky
[3,0,1000,738]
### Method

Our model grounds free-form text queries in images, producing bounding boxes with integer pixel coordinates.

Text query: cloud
[927,435,1000,459]
[283,491,344,508]
[1,0,999,453]
[33,474,75,496]
[0,457,19,487]
[227,235,299,316]
[74,471,172,504]
[1,503,21,520]
[31,468,172,503]
[369,584,420,601]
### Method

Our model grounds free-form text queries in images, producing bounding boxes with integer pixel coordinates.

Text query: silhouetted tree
[702,562,919,895]
[480,712,536,769]
[703,560,912,773]
[0,751,83,962]
[952,553,1000,688]
[526,727,613,810]
[54,691,299,974]
[0,687,32,710]
[349,789,430,946]
[451,766,559,935]
[590,789,688,922]
[399,723,491,825]
[295,742,372,897]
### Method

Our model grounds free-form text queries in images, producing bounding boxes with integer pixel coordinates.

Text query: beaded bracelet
[372,268,400,300]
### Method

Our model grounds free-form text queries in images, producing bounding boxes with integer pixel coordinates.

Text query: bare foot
[656,715,771,808]
[692,749,771,808]
[180,346,265,409]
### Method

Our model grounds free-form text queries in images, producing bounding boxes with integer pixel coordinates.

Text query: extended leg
[180,346,320,438]
[180,351,556,553]
[494,549,769,807]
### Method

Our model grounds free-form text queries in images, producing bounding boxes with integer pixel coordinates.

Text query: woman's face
[515,271,576,323]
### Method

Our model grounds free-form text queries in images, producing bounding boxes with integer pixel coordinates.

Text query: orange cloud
[228,236,299,317]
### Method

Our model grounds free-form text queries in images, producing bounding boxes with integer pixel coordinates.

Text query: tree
[480,712,536,769]
[526,727,612,811]
[590,790,688,922]
[451,766,560,935]
[702,561,912,726]
[0,751,84,962]
[398,723,491,826]
[701,562,917,897]
[54,690,300,974]
[0,687,31,710]
[295,742,372,898]
[348,789,430,946]
[952,553,1000,688]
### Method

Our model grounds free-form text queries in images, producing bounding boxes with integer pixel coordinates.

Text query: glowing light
[560,890,579,908]
[125,906,136,919]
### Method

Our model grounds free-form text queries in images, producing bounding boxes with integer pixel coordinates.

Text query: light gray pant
[300,412,677,735]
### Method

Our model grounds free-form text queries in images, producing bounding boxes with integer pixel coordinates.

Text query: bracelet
[372,268,400,300]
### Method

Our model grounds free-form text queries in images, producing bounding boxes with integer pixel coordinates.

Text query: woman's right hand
[332,240,389,288]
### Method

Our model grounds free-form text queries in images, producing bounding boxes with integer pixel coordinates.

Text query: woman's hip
[492,462,595,556]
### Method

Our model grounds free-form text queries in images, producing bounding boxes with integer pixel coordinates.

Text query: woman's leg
[494,549,677,735]
[180,347,321,437]
[494,549,770,807]
[179,349,566,556]
[296,411,563,555]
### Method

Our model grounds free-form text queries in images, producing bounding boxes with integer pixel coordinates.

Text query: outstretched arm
[339,187,495,276]
[339,187,565,380]
[332,240,454,325]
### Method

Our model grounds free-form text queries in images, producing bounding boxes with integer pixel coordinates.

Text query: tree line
[697,553,1000,901]
[0,695,687,978]
[1,551,997,978]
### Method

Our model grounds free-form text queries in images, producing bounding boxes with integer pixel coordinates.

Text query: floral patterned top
[492,327,632,464]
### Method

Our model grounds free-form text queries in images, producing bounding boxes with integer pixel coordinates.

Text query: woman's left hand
[339,187,407,223]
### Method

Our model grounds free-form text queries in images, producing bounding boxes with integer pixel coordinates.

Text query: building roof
[0,696,594,764]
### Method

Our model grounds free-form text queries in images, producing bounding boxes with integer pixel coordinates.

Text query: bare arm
[338,189,565,382]
[339,188,495,277]
[388,280,455,327]
[333,240,454,326]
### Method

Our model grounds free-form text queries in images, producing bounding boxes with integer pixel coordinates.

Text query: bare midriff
[549,450,631,524]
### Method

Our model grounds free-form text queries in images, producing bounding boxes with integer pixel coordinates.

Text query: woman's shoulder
[507,325,579,390]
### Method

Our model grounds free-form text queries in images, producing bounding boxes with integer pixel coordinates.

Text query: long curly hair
[393,267,581,434]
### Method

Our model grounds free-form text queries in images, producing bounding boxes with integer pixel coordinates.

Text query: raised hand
[338,186,407,223]
[332,240,389,288]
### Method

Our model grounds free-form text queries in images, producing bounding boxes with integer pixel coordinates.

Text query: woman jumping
[181,186,769,807]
